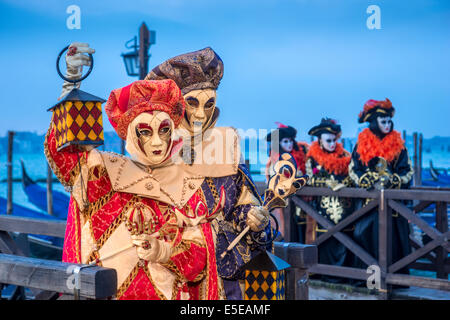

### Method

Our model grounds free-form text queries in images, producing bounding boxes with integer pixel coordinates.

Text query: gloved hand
[131,233,172,263]
[59,42,95,100]
[246,206,270,232]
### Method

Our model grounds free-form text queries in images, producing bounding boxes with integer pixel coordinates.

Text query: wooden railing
[254,181,450,298]
[0,215,117,300]
[0,214,317,300]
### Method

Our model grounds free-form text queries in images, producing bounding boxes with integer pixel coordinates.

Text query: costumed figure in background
[265,123,309,243]
[146,47,273,299]
[349,99,413,273]
[305,118,355,282]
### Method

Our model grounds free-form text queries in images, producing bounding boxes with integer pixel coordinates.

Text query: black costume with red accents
[306,119,356,281]
[349,99,413,274]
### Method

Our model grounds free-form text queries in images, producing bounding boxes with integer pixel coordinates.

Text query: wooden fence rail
[0,213,317,300]
[0,253,117,299]
[253,182,450,299]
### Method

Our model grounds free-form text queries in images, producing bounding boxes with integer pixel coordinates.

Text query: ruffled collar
[356,128,405,165]
[307,141,350,175]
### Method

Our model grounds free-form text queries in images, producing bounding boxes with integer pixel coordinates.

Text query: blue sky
[0,0,449,140]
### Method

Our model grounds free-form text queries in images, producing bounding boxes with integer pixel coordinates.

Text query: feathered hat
[145,47,224,95]
[104,79,185,140]
[266,122,298,143]
[358,98,395,123]
[308,118,342,137]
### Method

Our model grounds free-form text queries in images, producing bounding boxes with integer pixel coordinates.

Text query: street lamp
[121,36,139,77]
[121,23,156,79]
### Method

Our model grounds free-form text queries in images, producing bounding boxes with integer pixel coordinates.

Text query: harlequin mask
[280,137,294,153]
[126,111,175,167]
[183,89,216,133]
[320,133,337,153]
[377,116,392,134]
[264,153,308,210]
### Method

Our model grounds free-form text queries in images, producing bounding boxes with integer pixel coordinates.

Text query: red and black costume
[349,99,413,273]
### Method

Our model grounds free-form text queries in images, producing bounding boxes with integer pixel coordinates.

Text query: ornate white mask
[183,89,216,132]
[280,137,294,153]
[126,111,174,167]
[320,133,337,152]
[377,116,392,134]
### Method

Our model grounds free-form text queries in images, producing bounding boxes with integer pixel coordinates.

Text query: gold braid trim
[206,177,219,205]
[84,189,115,219]
[96,196,138,249]
[84,196,138,261]
[142,264,168,300]
[116,264,140,299]
[348,159,361,186]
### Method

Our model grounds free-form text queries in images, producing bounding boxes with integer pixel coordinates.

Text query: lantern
[243,250,290,300]
[49,45,106,151]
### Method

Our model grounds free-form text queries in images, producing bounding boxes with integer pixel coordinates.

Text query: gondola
[0,196,63,248]
[21,160,69,220]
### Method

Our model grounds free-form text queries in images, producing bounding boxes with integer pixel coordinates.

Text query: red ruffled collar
[307,141,350,176]
[356,128,405,165]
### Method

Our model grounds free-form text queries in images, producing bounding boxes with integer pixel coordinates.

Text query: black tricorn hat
[266,122,297,142]
[308,118,342,137]
[145,47,224,95]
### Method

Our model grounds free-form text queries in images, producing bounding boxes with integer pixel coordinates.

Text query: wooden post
[120,140,125,155]
[378,189,392,300]
[46,164,53,216]
[413,132,418,186]
[273,242,317,300]
[435,202,448,279]
[418,133,423,186]
[6,131,14,215]
[138,22,150,81]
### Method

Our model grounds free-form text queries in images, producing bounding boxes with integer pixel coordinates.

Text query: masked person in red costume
[265,123,309,242]
[305,118,356,282]
[349,99,413,275]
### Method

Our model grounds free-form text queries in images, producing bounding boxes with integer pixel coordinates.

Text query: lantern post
[120,22,156,154]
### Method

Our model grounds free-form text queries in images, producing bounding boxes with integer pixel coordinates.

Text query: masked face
[280,137,294,153]
[320,133,337,152]
[183,89,216,132]
[129,111,174,166]
[377,116,392,134]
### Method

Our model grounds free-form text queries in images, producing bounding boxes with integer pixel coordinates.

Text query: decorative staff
[221,152,308,300]
[221,152,308,259]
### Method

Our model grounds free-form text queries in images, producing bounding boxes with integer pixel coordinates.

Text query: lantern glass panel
[122,51,139,77]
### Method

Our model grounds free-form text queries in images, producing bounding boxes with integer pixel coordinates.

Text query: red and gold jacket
[45,124,224,300]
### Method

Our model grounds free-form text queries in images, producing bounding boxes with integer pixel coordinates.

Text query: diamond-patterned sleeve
[44,114,88,187]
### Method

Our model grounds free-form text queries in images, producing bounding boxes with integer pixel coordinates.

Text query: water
[0,153,68,214]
